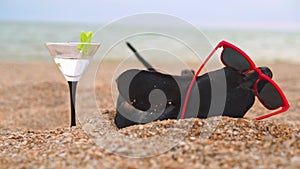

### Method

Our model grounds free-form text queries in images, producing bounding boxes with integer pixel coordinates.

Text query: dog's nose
[259,66,273,78]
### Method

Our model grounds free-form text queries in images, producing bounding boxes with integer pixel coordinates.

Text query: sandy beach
[0,61,300,168]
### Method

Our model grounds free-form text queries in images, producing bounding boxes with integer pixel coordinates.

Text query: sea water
[0,22,299,63]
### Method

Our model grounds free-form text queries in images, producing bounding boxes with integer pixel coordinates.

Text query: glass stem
[68,81,78,127]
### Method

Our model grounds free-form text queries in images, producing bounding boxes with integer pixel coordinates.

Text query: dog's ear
[181,69,195,76]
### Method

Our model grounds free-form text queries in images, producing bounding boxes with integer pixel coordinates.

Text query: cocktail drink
[45,42,100,126]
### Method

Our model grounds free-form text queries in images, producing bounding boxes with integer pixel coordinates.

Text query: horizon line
[0,19,299,32]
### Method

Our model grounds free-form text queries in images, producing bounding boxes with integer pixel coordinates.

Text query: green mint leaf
[86,32,92,41]
[56,62,61,67]
[77,31,93,55]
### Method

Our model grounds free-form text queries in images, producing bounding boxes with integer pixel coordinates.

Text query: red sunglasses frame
[180,40,289,120]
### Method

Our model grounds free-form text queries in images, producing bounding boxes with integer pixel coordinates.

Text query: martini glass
[45,42,100,127]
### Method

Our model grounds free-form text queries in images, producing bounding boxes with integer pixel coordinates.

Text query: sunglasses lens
[257,79,283,109]
[221,48,250,72]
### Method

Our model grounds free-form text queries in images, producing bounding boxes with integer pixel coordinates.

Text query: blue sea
[0,22,299,63]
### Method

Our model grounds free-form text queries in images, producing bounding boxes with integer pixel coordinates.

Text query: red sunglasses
[180,40,290,120]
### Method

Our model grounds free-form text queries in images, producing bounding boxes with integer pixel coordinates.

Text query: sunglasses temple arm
[180,45,220,119]
[254,107,288,120]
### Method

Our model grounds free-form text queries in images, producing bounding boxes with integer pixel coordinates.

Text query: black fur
[114,66,272,128]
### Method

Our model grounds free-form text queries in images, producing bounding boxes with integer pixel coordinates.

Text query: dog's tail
[126,42,156,71]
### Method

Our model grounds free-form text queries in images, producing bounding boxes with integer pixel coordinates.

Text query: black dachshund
[114,43,272,128]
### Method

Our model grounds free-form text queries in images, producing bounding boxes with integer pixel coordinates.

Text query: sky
[0,0,299,30]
